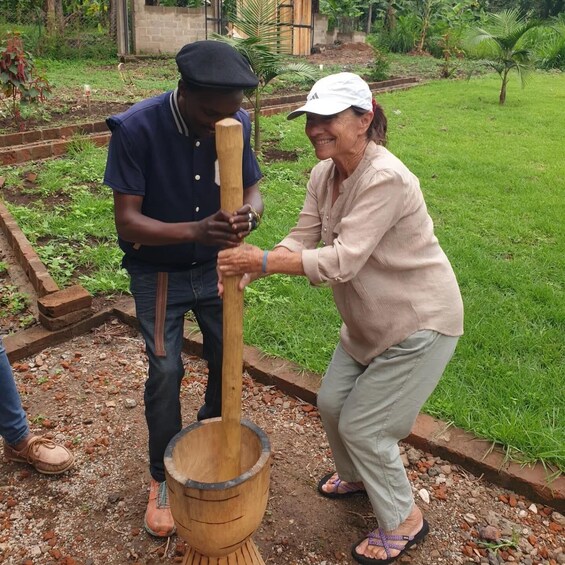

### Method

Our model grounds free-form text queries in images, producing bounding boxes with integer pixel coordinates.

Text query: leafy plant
[0,32,51,130]
[378,12,420,53]
[412,0,444,52]
[466,9,540,104]
[215,0,317,153]
[36,241,78,286]
[523,15,565,70]
[0,283,30,315]
[365,48,391,81]
[477,531,519,554]
[158,0,203,7]
[438,32,465,78]
[30,414,46,425]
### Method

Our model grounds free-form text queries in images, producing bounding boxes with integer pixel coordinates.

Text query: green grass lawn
[248,71,565,475]
[2,71,564,475]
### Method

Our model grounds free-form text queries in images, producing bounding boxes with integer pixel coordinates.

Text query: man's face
[179,84,244,138]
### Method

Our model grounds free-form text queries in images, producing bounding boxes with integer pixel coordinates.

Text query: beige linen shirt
[277,142,464,365]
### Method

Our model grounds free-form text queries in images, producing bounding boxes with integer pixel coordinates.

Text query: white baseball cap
[287,72,372,120]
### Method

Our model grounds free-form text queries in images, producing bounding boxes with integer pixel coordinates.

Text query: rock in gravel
[486,510,501,527]
[418,488,430,503]
[406,447,421,464]
[478,525,501,541]
[463,513,477,525]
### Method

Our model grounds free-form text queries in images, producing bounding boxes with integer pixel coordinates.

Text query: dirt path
[1,322,564,565]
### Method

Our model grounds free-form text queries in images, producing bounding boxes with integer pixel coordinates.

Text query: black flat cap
[176,40,259,89]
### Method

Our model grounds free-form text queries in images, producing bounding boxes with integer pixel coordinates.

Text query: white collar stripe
[170,88,189,136]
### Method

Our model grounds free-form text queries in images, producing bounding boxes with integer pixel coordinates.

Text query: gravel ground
[0,321,564,565]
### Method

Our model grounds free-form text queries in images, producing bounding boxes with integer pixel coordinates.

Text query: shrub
[436,32,465,78]
[378,13,419,54]
[0,32,51,130]
[522,17,565,70]
[0,22,116,60]
[365,49,390,82]
[34,29,116,60]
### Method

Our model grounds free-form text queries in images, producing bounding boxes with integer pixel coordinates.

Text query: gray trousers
[317,330,459,530]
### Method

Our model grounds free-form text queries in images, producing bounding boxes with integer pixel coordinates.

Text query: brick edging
[0,77,420,165]
[0,200,59,297]
[0,120,110,148]
[0,132,111,166]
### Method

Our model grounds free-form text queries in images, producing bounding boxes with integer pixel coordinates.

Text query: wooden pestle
[215,118,244,479]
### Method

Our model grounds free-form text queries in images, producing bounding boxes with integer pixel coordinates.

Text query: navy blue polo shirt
[103,89,262,272]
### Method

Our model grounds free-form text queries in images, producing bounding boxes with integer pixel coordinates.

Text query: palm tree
[467,9,540,105]
[215,0,316,153]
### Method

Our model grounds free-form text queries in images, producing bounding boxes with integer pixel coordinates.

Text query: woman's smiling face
[305,108,369,162]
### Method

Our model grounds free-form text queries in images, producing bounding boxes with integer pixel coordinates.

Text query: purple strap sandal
[317,472,366,499]
[351,519,430,564]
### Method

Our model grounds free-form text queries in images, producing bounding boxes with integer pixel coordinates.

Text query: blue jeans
[0,336,29,446]
[128,260,223,482]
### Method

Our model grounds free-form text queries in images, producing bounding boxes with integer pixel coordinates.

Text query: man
[103,40,263,537]
[1,336,75,474]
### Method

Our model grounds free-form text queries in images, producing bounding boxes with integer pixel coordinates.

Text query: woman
[218,72,463,564]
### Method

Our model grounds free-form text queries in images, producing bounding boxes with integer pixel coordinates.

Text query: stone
[463,513,477,525]
[406,448,421,465]
[486,510,501,526]
[478,525,500,541]
[418,488,430,503]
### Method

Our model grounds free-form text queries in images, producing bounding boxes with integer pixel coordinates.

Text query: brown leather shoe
[144,479,176,537]
[4,435,74,475]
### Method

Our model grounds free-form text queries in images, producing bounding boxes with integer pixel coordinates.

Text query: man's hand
[229,204,261,239]
[195,210,242,247]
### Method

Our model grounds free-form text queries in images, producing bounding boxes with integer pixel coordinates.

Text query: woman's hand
[218,244,263,276]
[217,269,260,296]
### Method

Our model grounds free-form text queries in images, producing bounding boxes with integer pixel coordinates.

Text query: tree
[320,0,364,32]
[413,0,443,52]
[45,0,63,32]
[467,8,540,104]
[216,0,316,153]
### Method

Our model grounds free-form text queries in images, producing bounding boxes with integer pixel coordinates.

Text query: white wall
[133,0,206,55]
